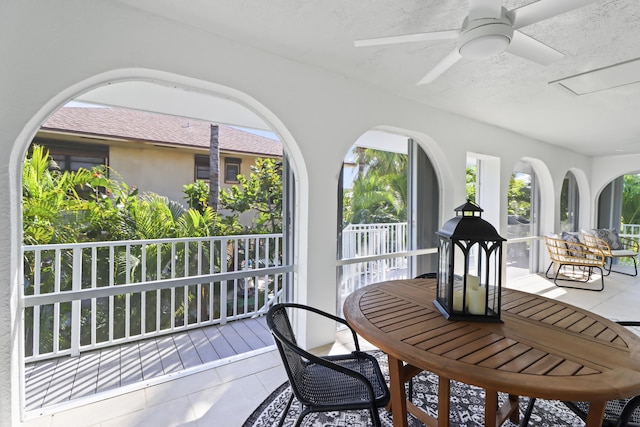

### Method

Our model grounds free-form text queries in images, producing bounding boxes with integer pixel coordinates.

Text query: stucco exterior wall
[0,2,607,425]
[110,144,195,205]
[111,145,278,224]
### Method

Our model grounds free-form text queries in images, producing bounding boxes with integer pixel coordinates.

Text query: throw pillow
[591,228,625,250]
[561,231,585,256]
[561,231,580,244]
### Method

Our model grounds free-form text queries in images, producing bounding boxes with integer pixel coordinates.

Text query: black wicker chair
[521,321,640,427]
[266,303,390,427]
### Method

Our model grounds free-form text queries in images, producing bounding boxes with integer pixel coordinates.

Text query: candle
[466,274,480,290]
[465,274,480,310]
[453,289,464,312]
[468,286,487,315]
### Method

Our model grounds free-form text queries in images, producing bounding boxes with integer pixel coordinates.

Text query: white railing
[621,224,640,239]
[22,234,291,362]
[342,223,407,271]
[339,222,411,316]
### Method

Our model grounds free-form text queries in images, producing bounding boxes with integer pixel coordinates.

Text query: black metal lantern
[434,201,506,322]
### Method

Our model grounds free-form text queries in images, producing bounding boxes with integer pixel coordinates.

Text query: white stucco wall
[0,2,613,425]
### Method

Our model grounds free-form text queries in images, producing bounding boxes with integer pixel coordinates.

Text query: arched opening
[16,74,302,415]
[336,130,441,314]
[598,172,640,238]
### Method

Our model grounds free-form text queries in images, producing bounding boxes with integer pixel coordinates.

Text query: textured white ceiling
[115,0,640,156]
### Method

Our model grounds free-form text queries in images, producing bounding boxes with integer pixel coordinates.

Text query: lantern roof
[455,200,483,214]
[437,201,506,242]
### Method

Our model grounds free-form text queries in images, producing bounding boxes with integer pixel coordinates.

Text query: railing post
[71,247,82,357]
[220,238,228,324]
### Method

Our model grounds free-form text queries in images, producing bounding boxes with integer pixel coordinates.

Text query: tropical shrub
[22,146,228,355]
[219,157,283,234]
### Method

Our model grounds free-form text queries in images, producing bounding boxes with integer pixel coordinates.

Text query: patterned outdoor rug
[243,351,585,427]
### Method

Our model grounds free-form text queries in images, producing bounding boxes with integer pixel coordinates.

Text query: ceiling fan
[354,0,600,85]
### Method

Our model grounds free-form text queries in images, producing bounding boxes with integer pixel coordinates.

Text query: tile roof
[42,106,283,157]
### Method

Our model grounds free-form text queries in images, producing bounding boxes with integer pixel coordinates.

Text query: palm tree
[22,145,95,245]
[208,124,220,212]
[346,147,408,225]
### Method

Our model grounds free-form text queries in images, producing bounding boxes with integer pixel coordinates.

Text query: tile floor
[19,271,640,427]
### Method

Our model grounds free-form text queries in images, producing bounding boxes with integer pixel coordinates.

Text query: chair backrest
[267,304,309,403]
[544,235,605,266]
[582,232,612,254]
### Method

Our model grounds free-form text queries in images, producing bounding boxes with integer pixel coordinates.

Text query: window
[560,172,580,232]
[507,162,541,280]
[225,157,242,183]
[195,155,210,181]
[32,139,108,172]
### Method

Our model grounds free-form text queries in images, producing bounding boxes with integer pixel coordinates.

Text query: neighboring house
[34,105,283,222]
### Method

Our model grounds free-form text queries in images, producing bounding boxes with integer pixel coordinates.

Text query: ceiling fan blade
[504,31,564,66]
[468,0,502,20]
[417,50,462,85]
[507,0,601,30]
[354,30,459,47]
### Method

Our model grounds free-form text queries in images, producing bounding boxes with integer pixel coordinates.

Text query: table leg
[438,376,450,427]
[585,400,606,426]
[485,389,498,427]
[508,394,520,424]
[387,355,409,427]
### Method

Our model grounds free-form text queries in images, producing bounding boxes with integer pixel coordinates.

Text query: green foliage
[622,174,640,225]
[219,157,283,233]
[466,164,477,202]
[345,174,402,224]
[216,214,245,236]
[344,148,407,225]
[23,145,219,245]
[508,173,531,218]
[183,180,210,212]
[176,207,218,237]
[22,145,95,244]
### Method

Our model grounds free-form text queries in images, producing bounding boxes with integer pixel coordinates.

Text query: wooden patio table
[343,279,640,427]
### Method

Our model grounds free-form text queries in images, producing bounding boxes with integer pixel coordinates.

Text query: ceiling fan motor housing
[457,15,514,59]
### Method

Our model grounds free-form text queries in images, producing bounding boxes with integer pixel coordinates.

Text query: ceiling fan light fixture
[459,34,510,59]
[457,19,514,59]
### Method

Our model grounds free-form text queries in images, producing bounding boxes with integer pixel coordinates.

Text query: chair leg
[520,397,536,426]
[294,407,311,427]
[370,404,382,427]
[279,391,294,427]
[619,256,639,276]
[551,264,604,291]
[602,257,613,276]
[605,257,638,276]
[545,262,555,279]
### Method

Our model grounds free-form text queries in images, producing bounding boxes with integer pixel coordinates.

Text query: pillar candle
[453,289,464,312]
[466,274,480,290]
[465,274,480,310]
[468,286,487,315]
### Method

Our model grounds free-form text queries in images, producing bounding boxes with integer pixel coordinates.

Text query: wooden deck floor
[24,316,274,412]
